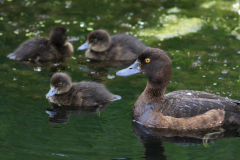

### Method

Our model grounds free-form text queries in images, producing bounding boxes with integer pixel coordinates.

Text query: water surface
[1,0,240,159]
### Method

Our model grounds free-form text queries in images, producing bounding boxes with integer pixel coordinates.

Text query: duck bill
[46,87,57,98]
[77,41,90,50]
[116,61,142,77]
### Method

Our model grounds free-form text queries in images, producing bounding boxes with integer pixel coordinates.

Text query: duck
[78,29,147,60]
[46,72,120,106]
[8,26,73,61]
[116,48,240,131]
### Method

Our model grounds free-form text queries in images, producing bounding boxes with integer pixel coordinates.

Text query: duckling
[78,29,147,60]
[116,48,240,130]
[8,26,73,61]
[46,72,120,106]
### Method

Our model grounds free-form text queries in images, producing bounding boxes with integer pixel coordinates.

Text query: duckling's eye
[145,58,151,63]
[93,39,98,42]
[58,82,62,86]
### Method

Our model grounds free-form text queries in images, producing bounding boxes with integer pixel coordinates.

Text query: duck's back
[73,81,115,106]
[162,90,239,117]
[109,34,147,60]
[9,37,60,61]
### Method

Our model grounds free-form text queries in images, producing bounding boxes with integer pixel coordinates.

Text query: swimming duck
[46,72,120,106]
[116,48,240,130]
[78,29,147,60]
[8,26,73,61]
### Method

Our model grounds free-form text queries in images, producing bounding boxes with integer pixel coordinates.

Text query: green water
[1,0,240,159]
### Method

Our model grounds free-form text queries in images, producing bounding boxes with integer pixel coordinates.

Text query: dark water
[1,0,240,159]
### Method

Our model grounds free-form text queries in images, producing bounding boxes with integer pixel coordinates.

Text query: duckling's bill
[116,61,142,77]
[78,41,90,50]
[46,87,57,98]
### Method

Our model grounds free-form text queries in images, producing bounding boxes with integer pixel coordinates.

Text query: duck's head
[78,29,111,52]
[50,26,67,46]
[116,48,172,85]
[46,72,72,98]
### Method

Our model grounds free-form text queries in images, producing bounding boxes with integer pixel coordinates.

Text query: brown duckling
[46,72,120,106]
[8,26,73,61]
[78,29,147,60]
[116,48,240,130]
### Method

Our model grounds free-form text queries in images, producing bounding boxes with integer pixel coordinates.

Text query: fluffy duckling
[78,29,147,60]
[117,48,240,130]
[46,72,120,106]
[8,26,73,61]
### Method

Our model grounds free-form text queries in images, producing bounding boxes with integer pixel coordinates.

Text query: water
[1,0,240,159]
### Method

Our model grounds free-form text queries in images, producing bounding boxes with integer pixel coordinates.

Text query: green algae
[139,15,204,41]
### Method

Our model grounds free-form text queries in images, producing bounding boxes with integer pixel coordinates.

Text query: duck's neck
[144,79,167,100]
[133,79,168,120]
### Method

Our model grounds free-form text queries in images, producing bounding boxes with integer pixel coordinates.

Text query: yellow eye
[145,58,151,63]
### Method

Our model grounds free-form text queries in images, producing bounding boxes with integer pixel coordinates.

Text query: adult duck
[116,48,240,130]
[78,29,147,60]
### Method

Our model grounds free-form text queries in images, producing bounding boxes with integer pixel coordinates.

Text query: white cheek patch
[57,90,63,94]
[137,61,141,71]
[48,97,54,102]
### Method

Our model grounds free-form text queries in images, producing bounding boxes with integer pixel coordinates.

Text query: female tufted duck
[116,48,240,130]
[78,29,147,60]
[46,72,120,106]
[8,26,73,61]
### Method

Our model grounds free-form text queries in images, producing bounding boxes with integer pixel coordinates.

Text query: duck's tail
[112,95,121,101]
[7,53,17,60]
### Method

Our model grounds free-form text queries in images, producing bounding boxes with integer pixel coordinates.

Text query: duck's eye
[145,58,151,63]
[58,82,62,86]
[93,39,98,42]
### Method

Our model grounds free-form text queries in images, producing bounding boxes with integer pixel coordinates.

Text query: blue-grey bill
[46,87,57,97]
[116,61,142,77]
[78,41,90,50]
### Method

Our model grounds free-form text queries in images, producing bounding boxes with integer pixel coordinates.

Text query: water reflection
[79,59,135,72]
[10,58,68,73]
[132,122,240,160]
[46,102,111,128]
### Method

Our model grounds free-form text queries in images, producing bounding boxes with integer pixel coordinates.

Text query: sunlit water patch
[139,15,204,41]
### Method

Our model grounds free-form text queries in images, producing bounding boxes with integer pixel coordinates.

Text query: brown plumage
[78,29,147,60]
[8,26,73,61]
[46,72,119,106]
[116,48,240,130]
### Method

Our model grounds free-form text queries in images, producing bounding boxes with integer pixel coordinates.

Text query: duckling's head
[46,72,72,98]
[78,29,111,52]
[50,26,67,46]
[116,48,172,85]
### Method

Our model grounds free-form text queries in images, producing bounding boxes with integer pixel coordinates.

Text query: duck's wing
[165,90,240,104]
[161,96,240,119]
[13,37,52,60]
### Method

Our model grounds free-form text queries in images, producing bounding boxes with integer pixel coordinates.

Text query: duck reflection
[132,121,240,160]
[76,59,136,82]
[85,59,135,69]
[46,102,111,127]
[19,60,67,73]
